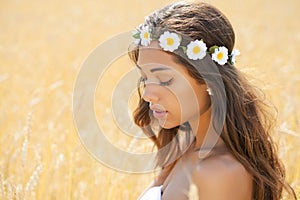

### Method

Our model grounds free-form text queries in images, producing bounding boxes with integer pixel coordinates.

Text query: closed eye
[159,78,173,86]
[139,77,174,86]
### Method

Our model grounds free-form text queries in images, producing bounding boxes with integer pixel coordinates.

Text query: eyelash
[140,77,173,86]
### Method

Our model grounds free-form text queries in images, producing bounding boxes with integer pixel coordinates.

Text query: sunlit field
[0,0,299,199]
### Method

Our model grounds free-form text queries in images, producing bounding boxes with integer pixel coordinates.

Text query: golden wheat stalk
[16,184,24,200]
[0,173,5,199]
[6,180,13,200]
[22,112,32,170]
[24,164,43,200]
[21,136,28,169]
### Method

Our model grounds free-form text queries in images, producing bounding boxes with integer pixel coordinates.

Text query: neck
[189,105,224,151]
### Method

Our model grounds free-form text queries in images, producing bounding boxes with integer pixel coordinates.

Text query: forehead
[137,42,186,72]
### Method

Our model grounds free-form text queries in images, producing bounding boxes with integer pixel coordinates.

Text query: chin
[160,125,176,130]
[158,119,180,130]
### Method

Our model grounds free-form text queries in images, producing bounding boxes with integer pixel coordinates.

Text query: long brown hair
[128,1,296,199]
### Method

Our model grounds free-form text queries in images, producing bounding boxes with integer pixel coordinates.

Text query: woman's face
[137,42,211,129]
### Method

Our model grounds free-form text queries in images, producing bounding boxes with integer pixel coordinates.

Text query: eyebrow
[136,64,171,73]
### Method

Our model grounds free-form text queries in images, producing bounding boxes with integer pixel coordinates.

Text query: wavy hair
[128,1,296,199]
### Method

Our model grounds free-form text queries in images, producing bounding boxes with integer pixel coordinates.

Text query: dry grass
[0,0,299,199]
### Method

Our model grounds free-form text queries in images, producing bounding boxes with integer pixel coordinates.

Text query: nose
[142,84,159,103]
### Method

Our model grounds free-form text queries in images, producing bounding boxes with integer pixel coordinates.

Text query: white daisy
[212,46,229,65]
[132,29,141,45]
[158,31,181,52]
[186,40,207,60]
[140,27,152,46]
[230,49,240,64]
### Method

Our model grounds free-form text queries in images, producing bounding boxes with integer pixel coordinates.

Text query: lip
[150,105,168,119]
[152,110,168,119]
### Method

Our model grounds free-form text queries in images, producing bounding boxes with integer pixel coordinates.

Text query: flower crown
[132,27,240,65]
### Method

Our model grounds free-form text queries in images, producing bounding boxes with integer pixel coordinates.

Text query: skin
[137,42,253,200]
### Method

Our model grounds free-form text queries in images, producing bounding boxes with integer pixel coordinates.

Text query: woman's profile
[128,1,297,199]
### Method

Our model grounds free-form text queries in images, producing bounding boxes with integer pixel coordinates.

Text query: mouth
[152,110,168,119]
[150,105,168,119]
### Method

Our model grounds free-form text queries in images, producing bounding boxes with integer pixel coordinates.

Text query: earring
[206,87,213,96]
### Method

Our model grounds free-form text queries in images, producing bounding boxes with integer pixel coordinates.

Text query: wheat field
[0,0,299,199]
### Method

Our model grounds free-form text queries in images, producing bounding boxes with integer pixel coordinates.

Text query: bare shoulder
[192,154,253,200]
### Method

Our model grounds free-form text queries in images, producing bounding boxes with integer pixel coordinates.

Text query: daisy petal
[212,46,228,65]
[230,49,240,64]
[158,31,181,52]
[140,27,152,46]
[186,40,207,60]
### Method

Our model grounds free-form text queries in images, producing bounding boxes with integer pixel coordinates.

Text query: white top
[138,185,163,200]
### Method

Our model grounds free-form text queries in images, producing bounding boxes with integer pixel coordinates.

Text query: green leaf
[178,34,182,43]
[228,55,234,65]
[180,46,187,54]
[132,32,140,39]
[209,45,219,54]
[150,33,154,40]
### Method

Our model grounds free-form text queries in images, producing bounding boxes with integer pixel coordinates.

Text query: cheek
[181,89,201,116]
[168,84,202,119]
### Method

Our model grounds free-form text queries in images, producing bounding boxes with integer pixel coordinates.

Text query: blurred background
[0,0,299,199]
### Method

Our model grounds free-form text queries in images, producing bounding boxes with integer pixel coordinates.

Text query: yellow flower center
[144,32,149,39]
[193,46,201,54]
[217,52,224,60]
[167,38,174,46]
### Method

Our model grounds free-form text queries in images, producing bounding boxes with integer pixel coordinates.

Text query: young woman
[128,1,296,199]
